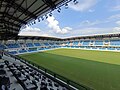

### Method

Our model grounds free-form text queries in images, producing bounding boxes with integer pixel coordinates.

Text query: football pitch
[19,49,120,90]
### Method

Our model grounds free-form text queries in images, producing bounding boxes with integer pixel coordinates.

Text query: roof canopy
[0,0,69,39]
[0,33,120,41]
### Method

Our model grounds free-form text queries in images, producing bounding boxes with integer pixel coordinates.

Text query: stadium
[0,0,120,90]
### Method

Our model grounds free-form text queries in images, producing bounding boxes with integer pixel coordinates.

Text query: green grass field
[19,49,120,90]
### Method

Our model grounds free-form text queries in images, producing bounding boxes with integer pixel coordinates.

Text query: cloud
[18,25,120,38]
[62,27,120,38]
[69,0,98,12]
[108,14,120,21]
[79,20,99,27]
[46,16,72,34]
[88,9,95,12]
[74,20,120,36]
[19,16,72,37]
[19,26,55,37]
[113,27,120,32]
[110,0,120,11]
[19,26,42,36]
[116,21,120,25]
[113,21,120,33]
[111,5,120,11]
[102,14,120,25]
[70,27,113,36]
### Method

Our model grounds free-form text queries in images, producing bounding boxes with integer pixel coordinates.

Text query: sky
[19,0,120,38]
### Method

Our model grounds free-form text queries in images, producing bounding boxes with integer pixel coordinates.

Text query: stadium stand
[0,35,118,55]
[94,40,103,45]
[0,0,120,89]
[0,35,120,90]
[9,51,18,55]
[82,40,90,46]
[62,34,120,52]
[6,44,20,49]
[19,49,27,53]
[110,40,120,46]
[0,50,94,90]
[34,43,41,47]
[1,53,70,90]
[26,43,34,47]
[44,43,50,46]
[0,44,6,50]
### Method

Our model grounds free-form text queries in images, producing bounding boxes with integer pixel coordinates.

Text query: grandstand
[0,0,120,90]
[0,33,120,90]
[0,33,120,55]
[62,34,120,51]
[0,0,90,90]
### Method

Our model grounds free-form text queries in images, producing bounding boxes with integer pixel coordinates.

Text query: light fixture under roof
[57,7,61,13]
[41,16,44,21]
[38,18,41,22]
[45,14,48,19]
[65,3,68,9]
[73,0,79,5]
[49,12,52,17]
[25,0,79,26]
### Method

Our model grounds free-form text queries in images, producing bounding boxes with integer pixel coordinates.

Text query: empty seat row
[0,63,10,90]
[6,43,20,48]
[4,60,67,90]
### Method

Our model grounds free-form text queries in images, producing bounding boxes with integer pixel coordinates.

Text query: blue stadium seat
[19,50,27,53]
[82,40,90,45]
[110,40,120,46]
[99,48,106,50]
[44,43,49,46]
[34,43,41,46]
[116,48,120,50]
[39,48,44,50]
[0,44,6,50]
[9,51,17,54]
[6,43,20,48]
[73,41,79,46]
[94,40,103,45]
[105,40,109,43]
[107,47,116,50]
[49,43,54,45]
[26,43,34,47]
[28,49,37,52]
